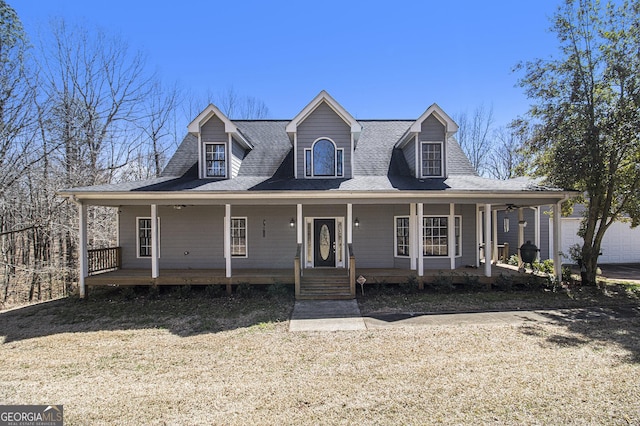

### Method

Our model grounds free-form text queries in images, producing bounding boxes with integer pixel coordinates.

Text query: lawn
[1,285,639,425]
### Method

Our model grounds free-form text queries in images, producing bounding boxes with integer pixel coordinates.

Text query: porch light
[354,218,360,228]
[290,218,295,228]
[173,205,186,210]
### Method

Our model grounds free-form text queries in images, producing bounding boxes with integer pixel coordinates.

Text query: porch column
[151,204,159,279]
[410,203,417,270]
[518,208,525,267]
[78,201,88,298]
[476,205,481,267]
[492,209,498,262]
[553,201,562,283]
[224,204,231,278]
[346,203,353,244]
[448,203,455,269]
[297,204,303,244]
[484,203,492,277]
[417,203,424,276]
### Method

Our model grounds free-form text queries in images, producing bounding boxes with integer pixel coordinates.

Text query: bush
[533,258,554,274]
[205,284,224,298]
[399,275,419,294]
[462,272,480,289]
[430,272,454,293]
[507,254,520,267]
[236,282,253,298]
[267,282,290,298]
[493,273,513,292]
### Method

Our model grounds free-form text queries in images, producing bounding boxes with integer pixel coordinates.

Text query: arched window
[305,138,344,177]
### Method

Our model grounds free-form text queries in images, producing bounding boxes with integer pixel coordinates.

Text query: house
[498,203,640,264]
[59,91,576,299]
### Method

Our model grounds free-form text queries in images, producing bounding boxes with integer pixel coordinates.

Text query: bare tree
[454,104,495,176]
[486,125,526,180]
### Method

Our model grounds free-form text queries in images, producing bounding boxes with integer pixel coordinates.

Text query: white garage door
[560,218,640,264]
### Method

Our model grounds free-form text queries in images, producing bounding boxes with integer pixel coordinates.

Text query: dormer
[395,103,458,179]
[286,91,362,179]
[188,104,253,179]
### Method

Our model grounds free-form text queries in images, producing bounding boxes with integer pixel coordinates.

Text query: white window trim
[304,138,344,178]
[422,215,462,257]
[231,216,248,258]
[136,217,160,259]
[394,216,411,258]
[203,142,227,178]
[420,141,445,178]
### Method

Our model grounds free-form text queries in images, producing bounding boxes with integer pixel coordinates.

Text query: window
[304,138,344,177]
[204,143,226,177]
[137,217,160,258]
[395,216,410,257]
[421,142,443,177]
[231,217,247,257]
[422,216,462,257]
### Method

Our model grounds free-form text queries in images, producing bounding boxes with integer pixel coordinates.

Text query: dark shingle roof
[62,119,561,194]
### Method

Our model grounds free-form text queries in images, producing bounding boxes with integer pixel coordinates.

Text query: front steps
[298,269,353,300]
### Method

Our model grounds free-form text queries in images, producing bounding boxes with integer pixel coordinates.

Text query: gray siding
[402,137,416,177]
[296,101,352,178]
[201,115,226,141]
[352,205,397,268]
[496,208,548,260]
[419,116,447,177]
[119,206,225,270]
[231,138,246,178]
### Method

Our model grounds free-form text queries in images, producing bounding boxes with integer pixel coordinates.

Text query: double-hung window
[137,217,160,258]
[231,217,247,257]
[422,216,462,257]
[421,142,443,177]
[204,143,226,178]
[304,138,344,178]
[395,216,410,257]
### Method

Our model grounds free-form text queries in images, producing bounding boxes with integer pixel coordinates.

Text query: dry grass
[1,286,639,425]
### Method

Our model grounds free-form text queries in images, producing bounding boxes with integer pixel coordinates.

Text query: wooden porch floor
[86,264,526,288]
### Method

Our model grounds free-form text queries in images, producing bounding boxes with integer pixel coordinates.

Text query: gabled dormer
[286,91,362,179]
[188,104,253,179]
[395,104,458,179]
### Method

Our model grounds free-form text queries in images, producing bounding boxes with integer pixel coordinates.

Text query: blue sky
[14,1,560,127]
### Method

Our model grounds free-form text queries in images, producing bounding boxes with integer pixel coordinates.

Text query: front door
[314,219,336,267]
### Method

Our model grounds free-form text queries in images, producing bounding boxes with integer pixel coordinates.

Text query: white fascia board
[61,190,577,205]
[410,103,459,135]
[285,90,361,138]
[187,104,253,149]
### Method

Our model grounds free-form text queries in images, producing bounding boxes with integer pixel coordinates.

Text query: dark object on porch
[519,241,539,265]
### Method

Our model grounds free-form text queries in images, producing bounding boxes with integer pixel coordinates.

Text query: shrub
[120,286,136,300]
[462,272,480,289]
[493,273,513,292]
[236,282,253,298]
[430,272,454,293]
[399,275,419,294]
[205,284,224,298]
[507,254,520,266]
[267,282,290,298]
[533,258,554,274]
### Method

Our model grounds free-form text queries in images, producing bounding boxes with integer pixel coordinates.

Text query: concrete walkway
[289,300,366,331]
[289,302,639,332]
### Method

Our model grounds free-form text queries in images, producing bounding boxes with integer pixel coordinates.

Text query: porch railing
[348,243,356,297]
[88,247,122,275]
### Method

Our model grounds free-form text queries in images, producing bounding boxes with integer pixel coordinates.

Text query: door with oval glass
[314,219,336,267]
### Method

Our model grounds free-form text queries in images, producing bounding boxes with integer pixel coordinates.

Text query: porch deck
[86,264,527,289]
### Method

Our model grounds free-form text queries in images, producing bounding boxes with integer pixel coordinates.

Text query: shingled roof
[62,119,565,194]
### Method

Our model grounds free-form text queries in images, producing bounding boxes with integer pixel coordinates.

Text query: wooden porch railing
[294,244,301,299]
[88,247,121,275]
[348,243,355,297]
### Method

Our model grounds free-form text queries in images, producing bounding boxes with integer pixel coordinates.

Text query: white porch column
[449,203,455,269]
[78,201,88,298]
[410,203,417,270]
[417,203,424,276]
[492,209,498,262]
[518,207,525,267]
[476,205,481,267]
[151,204,159,279]
[346,203,353,244]
[553,201,563,283]
[297,204,303,244]
[224,204,231,278]
[484,203,492,277]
